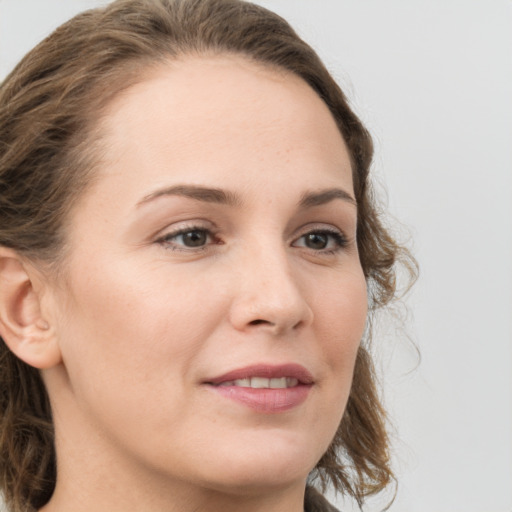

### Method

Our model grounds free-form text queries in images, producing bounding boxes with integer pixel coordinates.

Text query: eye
[293,229,347,253]
[176,229,209,247]
[156,227,215,250]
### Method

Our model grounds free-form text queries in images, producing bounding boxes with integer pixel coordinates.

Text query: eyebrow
[137,184,356,209]
[137,184,241,207]
[298,188,356,208]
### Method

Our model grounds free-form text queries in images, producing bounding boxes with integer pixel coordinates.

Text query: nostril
[249,319,270,326]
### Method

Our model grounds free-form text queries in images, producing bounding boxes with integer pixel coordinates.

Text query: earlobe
[0,248,62,369]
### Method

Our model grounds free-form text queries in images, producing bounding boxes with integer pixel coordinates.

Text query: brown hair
[0,1,417,511]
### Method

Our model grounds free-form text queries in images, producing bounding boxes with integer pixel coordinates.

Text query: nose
[228,244,314,336]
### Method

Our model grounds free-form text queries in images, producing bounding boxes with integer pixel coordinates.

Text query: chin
[202,467,309,498]
[191,434,320,494]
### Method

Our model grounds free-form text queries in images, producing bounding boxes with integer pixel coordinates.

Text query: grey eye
[178,230,208,247]
[293,229,347,252]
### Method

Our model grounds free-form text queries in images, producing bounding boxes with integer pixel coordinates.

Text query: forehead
[100,55,348,158]
[83,55,354,207]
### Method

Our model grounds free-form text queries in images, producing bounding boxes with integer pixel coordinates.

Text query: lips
[217,376,299,389]
[205,364,314,413]
[206,363,314,386]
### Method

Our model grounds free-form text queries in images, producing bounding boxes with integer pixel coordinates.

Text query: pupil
[306,233,327,249]
[184,230,206,247]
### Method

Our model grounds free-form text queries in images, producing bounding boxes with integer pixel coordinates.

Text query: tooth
[270,377,287,389]
[234,378,251,387]
[250,377,270,388]
[217,376,300,389]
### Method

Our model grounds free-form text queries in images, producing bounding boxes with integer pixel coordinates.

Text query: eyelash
[156,225,220,252]
[292,228,348,255]
[155,225,348,255]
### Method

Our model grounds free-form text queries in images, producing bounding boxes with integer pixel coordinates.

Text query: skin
[29,56,368,512]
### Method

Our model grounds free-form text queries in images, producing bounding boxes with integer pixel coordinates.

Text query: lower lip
[207,384,312,413]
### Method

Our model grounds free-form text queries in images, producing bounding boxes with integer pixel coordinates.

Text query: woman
[0,1,415,511]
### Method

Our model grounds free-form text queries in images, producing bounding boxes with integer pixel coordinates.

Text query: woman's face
[44,56,367,498]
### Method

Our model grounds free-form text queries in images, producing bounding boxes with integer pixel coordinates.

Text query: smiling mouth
[216,377,299,389]
[205,364,313,413]
[206,363,314,388]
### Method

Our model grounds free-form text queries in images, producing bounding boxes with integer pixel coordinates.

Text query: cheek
[316,267,368,348]
[54,259,226,402]
[301,266,367,455]
[50,261,234,462]
[314,266,368,397]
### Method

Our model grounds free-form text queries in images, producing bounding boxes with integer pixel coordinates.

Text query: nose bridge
[229,235,313,333]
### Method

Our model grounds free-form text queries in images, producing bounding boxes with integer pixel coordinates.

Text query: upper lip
[205,363,314,385]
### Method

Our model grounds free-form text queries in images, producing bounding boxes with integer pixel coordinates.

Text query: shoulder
[304,486,341,512]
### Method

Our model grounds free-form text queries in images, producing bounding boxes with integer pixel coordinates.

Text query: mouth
[204,364,314,413]
[216,376,300,389]
[206,363,314,387]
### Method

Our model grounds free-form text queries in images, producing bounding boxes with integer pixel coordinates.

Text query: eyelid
[153,218,215,238]
[154,221,219,251]
[291,223,350,252]
[293,222,348,239]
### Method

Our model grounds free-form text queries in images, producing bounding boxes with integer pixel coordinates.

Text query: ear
[0,248,62,369]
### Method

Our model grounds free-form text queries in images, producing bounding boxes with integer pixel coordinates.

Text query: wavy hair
[0,1,417,510]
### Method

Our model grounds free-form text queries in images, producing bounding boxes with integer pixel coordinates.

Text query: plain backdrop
[1,1,511,511]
